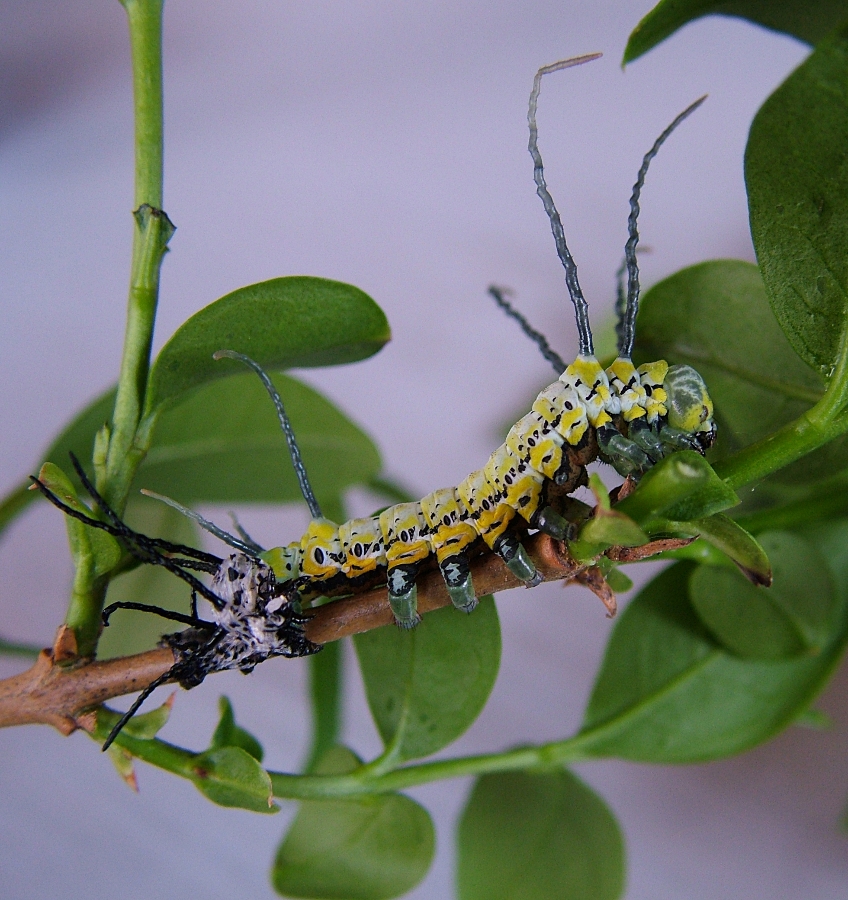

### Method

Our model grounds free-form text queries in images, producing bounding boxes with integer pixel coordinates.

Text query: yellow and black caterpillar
[33,54,716,747]
[248,55,716,628]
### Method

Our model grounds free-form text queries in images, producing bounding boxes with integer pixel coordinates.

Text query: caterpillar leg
[494,533,542,587]
[439,553,477,614]
[627,418,664,460]
[387,563,421,629]
[532,505,573,541]
[597,424,652,477]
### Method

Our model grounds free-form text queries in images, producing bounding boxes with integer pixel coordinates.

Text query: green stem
[303,642,343,772]
[102,715,611,801]
[715,406,848,491]
[105,0,173,510]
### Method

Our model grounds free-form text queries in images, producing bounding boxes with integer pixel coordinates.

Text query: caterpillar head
[663,364,716,453]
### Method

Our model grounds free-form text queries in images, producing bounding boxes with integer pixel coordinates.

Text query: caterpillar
[32,54,716,749]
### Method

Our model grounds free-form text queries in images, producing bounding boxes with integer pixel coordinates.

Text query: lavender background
[1,1,845,898]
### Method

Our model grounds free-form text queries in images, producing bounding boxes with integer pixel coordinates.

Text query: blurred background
[1,1,845,897]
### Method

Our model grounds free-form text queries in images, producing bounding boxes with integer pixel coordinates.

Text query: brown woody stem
[0,534,689,734]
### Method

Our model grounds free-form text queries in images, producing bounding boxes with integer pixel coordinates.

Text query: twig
[0,534,690,734]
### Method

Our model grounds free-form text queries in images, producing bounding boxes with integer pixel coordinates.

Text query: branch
[0,534,690,734]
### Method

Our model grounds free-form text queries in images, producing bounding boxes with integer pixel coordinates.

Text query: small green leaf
[456,769,625,900]
[134,372,381,507]
[690,531,837,658]
[747,26,848,377]
[191,746,278,813]
[273,747,434,900]
[574,474,648,557]
[147,276,390,412]
[604,567,633,593]
[578,511,647,549]
[624,0,845,64]
[210,696,264,762]
[614,450,737,527]
[36,462,122,578]
[102,698,173,791]
[120,694,174,740]
[686,514,772,585]
[353,597,500,763]
[579,559,848,762]
[97,500,198,659]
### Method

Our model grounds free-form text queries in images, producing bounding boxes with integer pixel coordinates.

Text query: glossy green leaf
[353,597,500,763]
[635,261,826,455]
[690,531,837,658]
[273,747,434,899]
[614,450,737,527]
[191,746,279,813]
[579,558,848,762]
[456,769,625,900]
[134,372,381,507]
[210,696,264,762]
[624,0,846,64]
[97,499,198,659]
[747,26,848,376]
[147,276,389,411]
[686,513,772,585]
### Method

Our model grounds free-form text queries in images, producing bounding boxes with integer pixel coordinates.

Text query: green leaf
[24,372,379,516]
[147,276,390,412]
[686,513,772,585]
[119,694,174,739]
[690,531,837,658]
[42,388,117,472]
[624,0,846,64]
[210,696,264,762]
[574,474,648,557]
[36,462,122,579]
[635,261,826,456]
[97,499,198,659]
[614,450,738,527]
[104,696,174,791]
[134,372,381,507]
[605,567,633,593]
[579,558,848,762]
[747,26,848,377]
[353,597,500,763]
[191,746,279,813]
[456,769,625,900]
[273,747,434,900]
